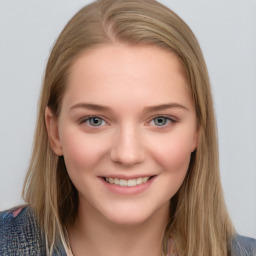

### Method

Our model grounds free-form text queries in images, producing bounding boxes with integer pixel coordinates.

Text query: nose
[110,125,145,166]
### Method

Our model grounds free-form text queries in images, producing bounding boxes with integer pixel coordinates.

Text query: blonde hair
[23,0,236,255]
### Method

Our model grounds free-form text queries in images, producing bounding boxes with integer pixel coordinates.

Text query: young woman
[0,0,255,255]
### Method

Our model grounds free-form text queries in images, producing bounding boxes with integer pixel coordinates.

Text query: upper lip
[99,174,156,179]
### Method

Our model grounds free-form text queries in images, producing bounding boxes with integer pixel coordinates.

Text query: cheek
[150,131,195,172]
[151,134,194,199]
[59,127,107,172]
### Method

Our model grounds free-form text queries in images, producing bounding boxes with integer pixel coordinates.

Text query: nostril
[110,148,145,166]
[110,130,145,166]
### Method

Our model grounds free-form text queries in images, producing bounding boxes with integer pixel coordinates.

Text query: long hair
[22,0,235,255]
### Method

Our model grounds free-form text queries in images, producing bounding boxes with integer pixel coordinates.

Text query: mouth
[103,176,155,187]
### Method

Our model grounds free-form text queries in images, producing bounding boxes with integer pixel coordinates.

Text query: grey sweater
[1,206,256,256]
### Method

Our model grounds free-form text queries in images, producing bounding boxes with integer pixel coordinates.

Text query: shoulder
[0,206,46,255]
[231,234,256,256]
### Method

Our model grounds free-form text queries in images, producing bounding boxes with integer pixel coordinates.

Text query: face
[46,43,198,225]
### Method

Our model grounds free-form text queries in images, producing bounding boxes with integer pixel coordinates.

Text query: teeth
[127,179,136,187]
[142,177,149,183]
[119,179,127,186]
[105,177,151,187]
[136,177,142,185]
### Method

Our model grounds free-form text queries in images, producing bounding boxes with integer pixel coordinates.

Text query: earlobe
[191,130,199,152]
[45,107,63,156]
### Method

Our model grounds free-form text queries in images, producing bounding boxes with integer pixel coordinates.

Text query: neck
[67,200,170,256]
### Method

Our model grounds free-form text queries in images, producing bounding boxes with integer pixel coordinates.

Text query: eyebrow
[69,102,189,112]
[69,103,111,112]
[143,103,189,113]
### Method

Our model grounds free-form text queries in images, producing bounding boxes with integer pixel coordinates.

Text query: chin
[100,201,168,227]
[104,211,151,226]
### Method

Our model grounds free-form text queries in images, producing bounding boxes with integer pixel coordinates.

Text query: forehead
[69,43,188,82]
[62,43,192,111]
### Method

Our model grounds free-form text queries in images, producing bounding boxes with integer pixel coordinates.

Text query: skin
[45,43,198,256]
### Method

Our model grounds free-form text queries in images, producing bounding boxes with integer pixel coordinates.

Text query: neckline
[64,227,174,256]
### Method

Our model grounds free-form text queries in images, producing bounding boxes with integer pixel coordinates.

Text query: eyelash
[79,115,177,128]
[148,115,177,128]
[80,116,107,127]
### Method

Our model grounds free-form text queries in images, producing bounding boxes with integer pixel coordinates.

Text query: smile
[104,177,152,187]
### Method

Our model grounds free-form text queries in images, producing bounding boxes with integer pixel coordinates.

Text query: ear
[45,107,63,156]
[191,128,199,152]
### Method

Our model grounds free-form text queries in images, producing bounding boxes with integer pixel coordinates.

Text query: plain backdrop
[0,0,255,238]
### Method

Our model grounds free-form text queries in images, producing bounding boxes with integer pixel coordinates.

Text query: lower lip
[99,177,156,195]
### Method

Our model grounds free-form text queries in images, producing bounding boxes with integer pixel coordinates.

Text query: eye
[150,116,174,127]
[83,116,106,127]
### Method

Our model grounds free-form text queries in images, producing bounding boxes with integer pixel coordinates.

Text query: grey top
[0,206,256,256]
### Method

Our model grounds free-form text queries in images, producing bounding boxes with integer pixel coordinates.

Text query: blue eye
[85,117,105,127]
[152,116,171,126]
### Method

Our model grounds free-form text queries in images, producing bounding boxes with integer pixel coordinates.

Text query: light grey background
[0,0,255,238]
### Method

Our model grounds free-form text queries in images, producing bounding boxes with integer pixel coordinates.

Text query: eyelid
[149,114,177,122]
[78,114,177,127]
[79,115,108,126]
[146,115,178,127]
